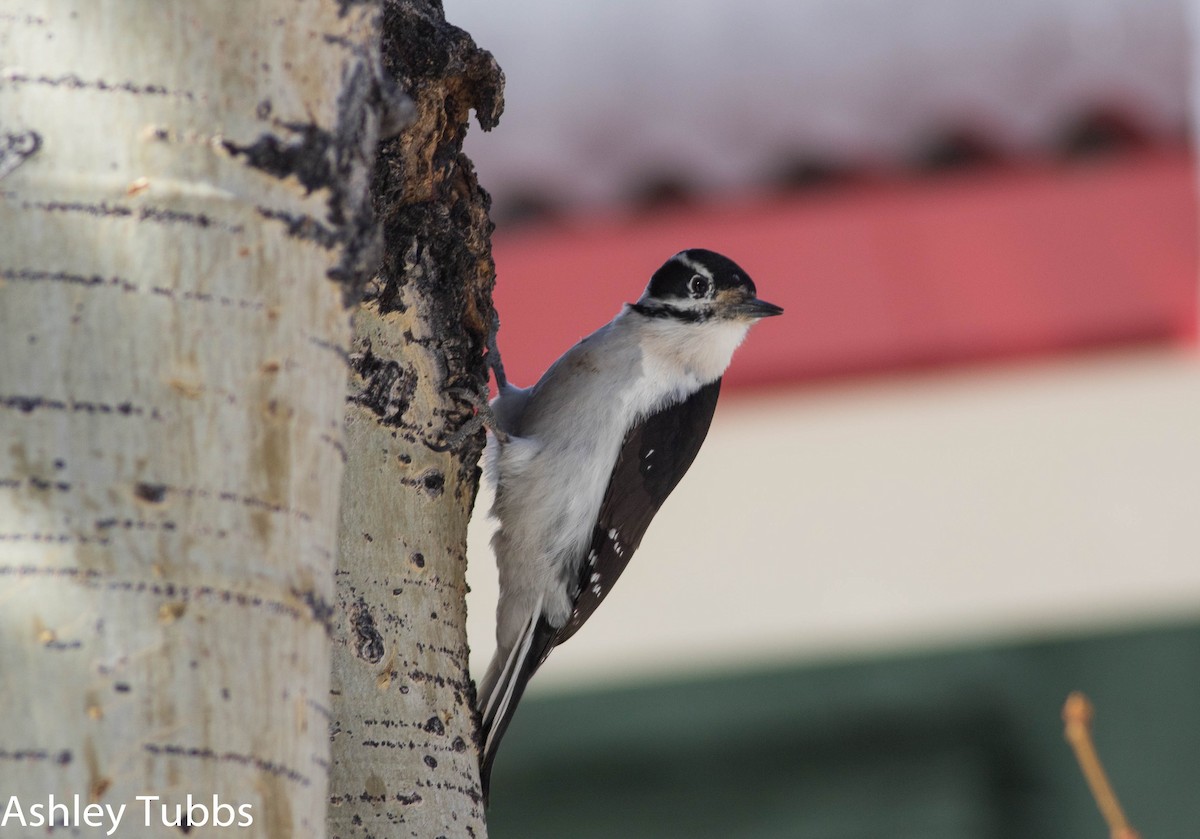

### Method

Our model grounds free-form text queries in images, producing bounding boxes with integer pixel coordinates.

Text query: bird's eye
[688,275,709,298]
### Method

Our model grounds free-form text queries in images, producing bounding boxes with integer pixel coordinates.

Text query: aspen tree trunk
[328,1,503,837]
[0,3,387,836]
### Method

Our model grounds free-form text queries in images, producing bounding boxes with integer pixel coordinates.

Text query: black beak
[731,297,784,319]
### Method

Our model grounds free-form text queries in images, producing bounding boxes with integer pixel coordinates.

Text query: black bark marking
[0,535,112,547]
[142,743,312,786]
[94,518,177,533]
[43,639,82,651]
[21,200,131,218]
[309,334,354,365]
[134,482,168,503]
[149,286,266,310]
[0,749,72,764]
[0,395,153,417]
[138,205,242,233]
[18,201,244,233]
[348,343,418,424]
[0,269,270,312]
[331,790,423,807]
[18,476,70,492]
[156,484,314,523]
[350,598,385,663]
[319,432,348,463]
[223,123,336,196]
[423,471,444,494]
[0,13,48,26]
[139,206,214,227]
[0,566,102,579]
[297,588,335,630]
[256,206,340,248]
[306,698,334,722]
[0,566,333,624]
[2,268,138,292]
[1,72,195,100]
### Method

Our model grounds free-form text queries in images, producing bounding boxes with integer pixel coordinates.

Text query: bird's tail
[477,597,557,805]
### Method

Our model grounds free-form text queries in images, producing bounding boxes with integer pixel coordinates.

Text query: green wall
[487,622,1199,838]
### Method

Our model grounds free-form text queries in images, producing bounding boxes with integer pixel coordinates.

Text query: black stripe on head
[629,301,714,322]
[643,249,757,306]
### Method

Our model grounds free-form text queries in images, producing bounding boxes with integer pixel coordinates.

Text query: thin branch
[1062,692,1142,839]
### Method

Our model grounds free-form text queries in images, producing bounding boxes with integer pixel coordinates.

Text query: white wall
[467,348,1200,692]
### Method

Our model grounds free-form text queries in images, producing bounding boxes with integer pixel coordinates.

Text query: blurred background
[451,0,1200,835]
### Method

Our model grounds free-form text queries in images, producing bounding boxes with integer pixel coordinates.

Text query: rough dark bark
[328,1,503,836]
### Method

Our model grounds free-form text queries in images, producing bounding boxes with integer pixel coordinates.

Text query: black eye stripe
[630,302,713,323]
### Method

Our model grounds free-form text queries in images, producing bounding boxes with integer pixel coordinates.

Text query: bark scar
[349,598,384,664]
[0,131,43,180]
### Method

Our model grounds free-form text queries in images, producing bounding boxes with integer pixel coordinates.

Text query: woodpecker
[475,248,782,799]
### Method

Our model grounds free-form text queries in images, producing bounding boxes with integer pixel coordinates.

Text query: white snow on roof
[447,0,1188,214]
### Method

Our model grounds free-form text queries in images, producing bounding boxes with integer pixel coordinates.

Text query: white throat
[636,313,752,387]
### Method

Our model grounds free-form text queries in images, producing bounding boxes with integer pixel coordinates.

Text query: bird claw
[443,387,510,450]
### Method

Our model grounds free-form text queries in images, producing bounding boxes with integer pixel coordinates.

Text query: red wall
[491,149,1197,391]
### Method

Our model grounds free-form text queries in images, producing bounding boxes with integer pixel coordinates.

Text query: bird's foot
[442,387,510,450]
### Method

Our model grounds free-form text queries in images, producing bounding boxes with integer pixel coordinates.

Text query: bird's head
[634,249,784,323]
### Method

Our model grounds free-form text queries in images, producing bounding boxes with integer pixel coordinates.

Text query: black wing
[554,377,723,646]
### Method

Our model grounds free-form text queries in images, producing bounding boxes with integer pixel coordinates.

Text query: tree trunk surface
[327,2,503,837]
[1,2,384,836]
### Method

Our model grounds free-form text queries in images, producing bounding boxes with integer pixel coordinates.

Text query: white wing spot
[644,448,655,459]
[590,573,600,583]
[607,528,618,540]
[592,585,602,595]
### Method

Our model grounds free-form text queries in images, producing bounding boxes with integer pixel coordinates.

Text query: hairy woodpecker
[476,248,782,798]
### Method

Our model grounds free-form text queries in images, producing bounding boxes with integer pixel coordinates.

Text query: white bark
[327,3,503,836]
[330,298,487,836]
[0,2,381,836]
